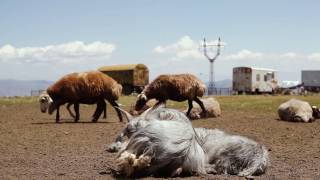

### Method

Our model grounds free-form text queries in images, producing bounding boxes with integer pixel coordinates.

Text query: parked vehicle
[302,70,320,92]
[98,64,149,95]
[233,66,278,94]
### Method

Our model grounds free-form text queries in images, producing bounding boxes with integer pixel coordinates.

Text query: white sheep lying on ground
[278,98,319,122]
[184,97,221,120]
[108,105,269,178]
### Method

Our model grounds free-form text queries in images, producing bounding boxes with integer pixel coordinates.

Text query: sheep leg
[73,103,80,122]
[92,100,105,122]
[110,100,123,122]
[205,164,218,174]
[194,97,207,117]
[55,106,60,123]
[103,102,107,119]
[92,104,99,122]
[186,99,193,116]
[66,103,76,118]
[171,167,183,177]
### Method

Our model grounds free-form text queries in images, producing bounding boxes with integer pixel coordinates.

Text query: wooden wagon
[98,64,149,95]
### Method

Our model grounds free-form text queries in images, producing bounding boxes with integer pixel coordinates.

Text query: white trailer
[233,67,278,94]
[302,70,320,92]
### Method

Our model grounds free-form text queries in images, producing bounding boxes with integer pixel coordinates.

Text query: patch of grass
[215,95,320,113]
[0,96,38,105]
[2,95,320,113]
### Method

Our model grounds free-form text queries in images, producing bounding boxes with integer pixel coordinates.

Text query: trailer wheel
[255,88,260,94]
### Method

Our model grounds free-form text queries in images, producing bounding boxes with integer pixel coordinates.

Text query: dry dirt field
[0,95,320,179]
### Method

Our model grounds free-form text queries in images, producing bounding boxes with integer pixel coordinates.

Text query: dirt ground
[0,97,320,179]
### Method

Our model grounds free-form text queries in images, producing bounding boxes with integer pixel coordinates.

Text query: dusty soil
[0,100,320,179]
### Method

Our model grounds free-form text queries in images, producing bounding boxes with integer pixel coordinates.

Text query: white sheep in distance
[39,71,123,123]
[109,105,269,178]
[134,74,207,118]
[184,97,221,120]
[278,98,319,122]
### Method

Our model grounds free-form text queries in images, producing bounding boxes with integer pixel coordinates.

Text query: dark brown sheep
[39,71,123,122]
[134,73,207,117]
[39,94,107,119]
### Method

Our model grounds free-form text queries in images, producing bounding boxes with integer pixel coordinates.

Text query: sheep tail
[111,83,123,99]
[196,82,206,97]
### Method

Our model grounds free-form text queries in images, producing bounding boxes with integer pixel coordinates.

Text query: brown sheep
[39,92,107,119]
[39,71,123,123]
[134,73,207,117]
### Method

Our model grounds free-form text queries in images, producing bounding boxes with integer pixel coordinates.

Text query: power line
[200,37,222,95]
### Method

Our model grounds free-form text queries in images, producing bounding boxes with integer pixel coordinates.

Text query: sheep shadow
[275,118,315,123]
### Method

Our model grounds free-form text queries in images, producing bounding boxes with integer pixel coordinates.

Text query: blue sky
[0,0,319,82]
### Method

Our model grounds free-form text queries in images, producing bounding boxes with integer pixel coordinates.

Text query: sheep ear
[116,107,133,122]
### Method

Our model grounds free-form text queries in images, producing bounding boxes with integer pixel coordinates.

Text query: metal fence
[30,88,233,97]
[207,88,232,96]
[30,90,45,96]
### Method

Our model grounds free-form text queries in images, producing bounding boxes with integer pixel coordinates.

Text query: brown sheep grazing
[134,73,207,117]
[39,92,107,119]
[39,71,123,123]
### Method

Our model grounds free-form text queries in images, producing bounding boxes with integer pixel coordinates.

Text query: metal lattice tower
[201,37,222,95]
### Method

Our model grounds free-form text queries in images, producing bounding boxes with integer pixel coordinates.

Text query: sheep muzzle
[312,106,320,119]
[135,94,148,111]
[48,102,57,115]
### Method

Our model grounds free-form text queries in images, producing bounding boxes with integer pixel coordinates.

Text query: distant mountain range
[0,79,232,97]
[209,79,232,89]
[0,79,53,97]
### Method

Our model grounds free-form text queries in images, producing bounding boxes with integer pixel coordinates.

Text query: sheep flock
[38,71,320,178]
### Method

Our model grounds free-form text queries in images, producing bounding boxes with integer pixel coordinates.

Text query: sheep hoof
[171,167,183,177]
[133,154,151,169]
[92,119,98,123]
[200,111,208,118]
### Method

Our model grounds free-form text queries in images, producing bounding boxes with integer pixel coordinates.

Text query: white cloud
[307,53,320,61]
[280,52,298,59]
[224,49,263,60]
[153,36,226,60]
[0,41,116,64]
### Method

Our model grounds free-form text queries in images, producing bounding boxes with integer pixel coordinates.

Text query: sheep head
[39,92,53,113]
[135,93,148,111]
[312,106,320,119]
[116,104,165,139]
[48,101,58,115]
